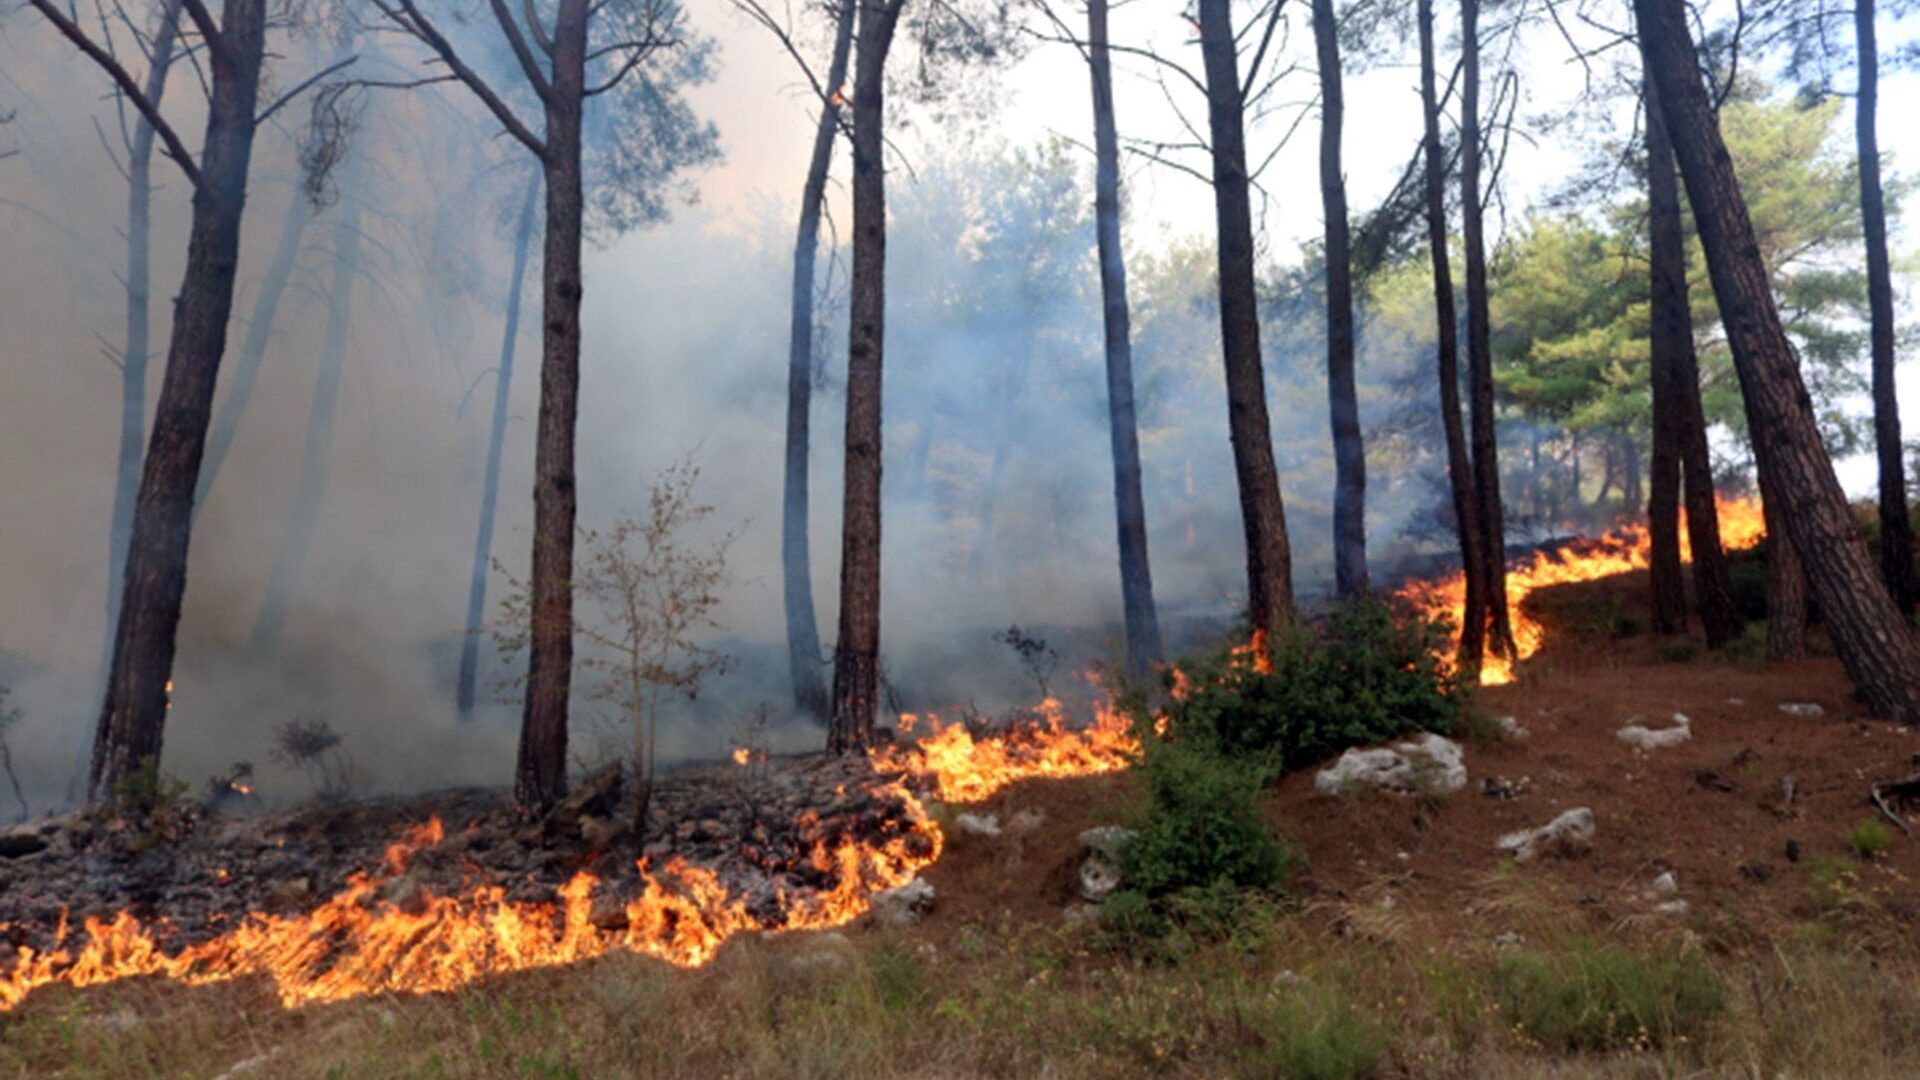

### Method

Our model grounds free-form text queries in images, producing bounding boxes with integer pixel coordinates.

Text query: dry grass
[3,864,1919,1080]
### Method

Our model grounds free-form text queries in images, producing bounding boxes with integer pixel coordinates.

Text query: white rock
[1008,809,1047,834]
[1497,807,1596,861]
[1651,899,1690,916]
[1491,715,1530,740]
[1079,852,1124,903]
[953,812,1001,838]
[1617,713,1692,750]
[872,877,936,927]
[1493,931,1525,950]
[1779,702,1825,718]
[1078,825,1136,860]
[1651,870,1678,897]
[1314,732,1468,796]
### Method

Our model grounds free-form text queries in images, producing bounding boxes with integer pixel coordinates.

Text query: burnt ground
[0,752,926,956]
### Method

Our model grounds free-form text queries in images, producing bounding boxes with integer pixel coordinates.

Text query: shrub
[1231,984,1385,1080]
[1123,740,1294,897]
[1154,597,1466,779]
[1846,818,1892,859]
[1726,548,1772,621]
[1487,943,1724,1053]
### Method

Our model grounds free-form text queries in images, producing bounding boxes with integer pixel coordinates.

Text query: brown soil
[922,573,1920,943]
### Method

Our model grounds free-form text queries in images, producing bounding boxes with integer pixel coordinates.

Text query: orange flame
[730,747,752,766]
[1399,494,1766,685]
[868,697,1139,804]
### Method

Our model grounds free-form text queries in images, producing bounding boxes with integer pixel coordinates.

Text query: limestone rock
[1497,807,1596,861]
[872,877,935,927]
[1077,826,1137,903]
[1779,702,1825,718]
[1616,713,1691,750]
[1314,732,1467,796]
[953,812,1001,838]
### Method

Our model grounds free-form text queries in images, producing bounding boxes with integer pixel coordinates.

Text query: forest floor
[6,571,1920,1078]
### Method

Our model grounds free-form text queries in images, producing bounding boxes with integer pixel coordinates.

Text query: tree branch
[486,0,555,103]
[372,0,549,159]
[24,0,205,192]
[256,55,358,126]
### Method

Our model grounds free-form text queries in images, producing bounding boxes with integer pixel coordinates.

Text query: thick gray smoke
[0,2,1510,814]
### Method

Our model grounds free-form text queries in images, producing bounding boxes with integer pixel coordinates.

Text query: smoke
[0,0,1624,814]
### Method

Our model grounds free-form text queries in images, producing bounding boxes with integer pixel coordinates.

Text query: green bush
[1487,944,1724,1053]
[1122,740,1294,897]
[1846,818,1892,859]
[1154,597,1466,779]
[1726,548,1772,621]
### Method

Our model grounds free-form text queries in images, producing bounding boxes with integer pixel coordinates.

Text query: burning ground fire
[1398,494,1767,685]
[0,498,1760,1013]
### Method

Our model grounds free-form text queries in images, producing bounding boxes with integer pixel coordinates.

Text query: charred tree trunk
[81,0,185,803]
[1637,0,1920,718]
[1087,0,1163,677]
[783,0,856,724]
[515,0,591,813]
[88,0,268,802]
[249,150,365,655]
[1460,0,1513,657]
[1314,0,1367,597]
[193,187,311,519]
[1198,0,1294,639]
[1645,70,1744,646]
[1419,0,1485,669]
[457,176,540,722]
[1858,0,1913,614]
[828,0,907,754]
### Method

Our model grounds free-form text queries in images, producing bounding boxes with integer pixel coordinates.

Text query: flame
[868,697,1139,804]
[1400,494,1766,685]
[730,747,752,766]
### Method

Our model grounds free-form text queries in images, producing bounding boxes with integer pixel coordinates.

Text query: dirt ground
[925,574,1920,946]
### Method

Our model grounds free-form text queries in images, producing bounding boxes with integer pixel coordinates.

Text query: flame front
[1399,494,1767,685]
[869,697,1139,804]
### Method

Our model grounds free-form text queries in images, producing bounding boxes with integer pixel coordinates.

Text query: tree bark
[1460,0,1513,657]
[783,0,856,724]
[193,187,312,518]
[457,175,540,721]
[80,0,184,804]
[89,0,268,802]
[1637,0,1920,718]
[1198,0,1294,639]
[1314,0,1367,597]
[1087,0,1163,677]
[1644,69,1744,646]
[1761,481,1808,659]
[828,0,906,754]
[1858,0,1913,614]
[1419,0,1485,669]
[515,0,590,812]
[249,149,365,654]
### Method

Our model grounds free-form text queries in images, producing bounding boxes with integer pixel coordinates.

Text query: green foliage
[108,756,194,848]
[1487,944,1725,1053]
[1725,548,1773,622]
[1653,639,1701,664]
[1155,598,1466,778]
[1721,623,1770,668]
[1846,818,1892,859]
[1122,741,1295,899]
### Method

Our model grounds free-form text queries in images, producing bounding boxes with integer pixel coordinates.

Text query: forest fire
[1399,494,1767,685]
[0,502,1760,1013]
[0,702,1147,1012]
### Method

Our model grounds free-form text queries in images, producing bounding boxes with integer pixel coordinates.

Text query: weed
[1485,942,1724,1053]
[1846,818,1892,859]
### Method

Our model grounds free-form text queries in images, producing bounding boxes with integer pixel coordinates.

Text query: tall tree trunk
[1645,70,1744,646]
[457,176,540,721]
[89,0,268,803]
[783,0,856,723]
[1419,0,1484,669]
[1314,0,1367,597]
[79,0,184,804]
[516,0,589,812]
[248,150,364,654]
[1636,0,1920,719]
[1761,482,1808,658]
[828,0,906,755]
[193,187,311,519]
[1198,0,1294,639]
[1460,0,1513,657]
[1087,0,1162,677]
[1858,0,1913,614]
[1621,431,1643,518]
